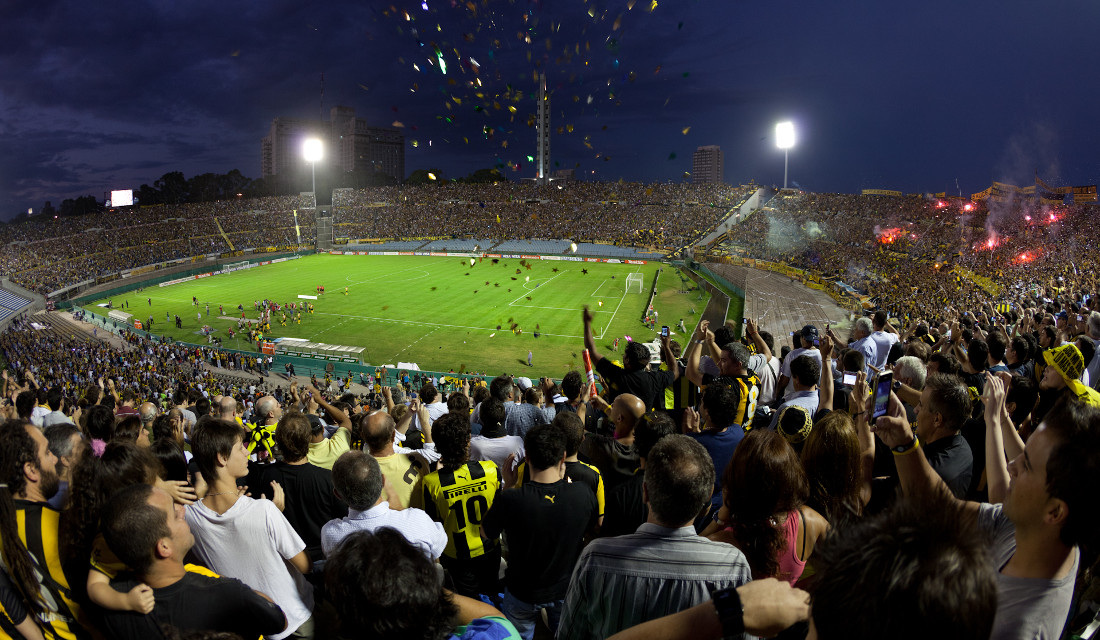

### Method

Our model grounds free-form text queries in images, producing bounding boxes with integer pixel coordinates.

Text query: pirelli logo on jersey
[443,480,488,500]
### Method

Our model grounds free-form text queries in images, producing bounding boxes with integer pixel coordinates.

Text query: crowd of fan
[726,191,1100,324]
[0,196,311,295]
[1,288,1099,640]
[329,181,753,248]
[0,183,749,296]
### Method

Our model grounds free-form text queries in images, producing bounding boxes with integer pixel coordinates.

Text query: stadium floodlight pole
[303,138,323,208]
[776,121,795,189]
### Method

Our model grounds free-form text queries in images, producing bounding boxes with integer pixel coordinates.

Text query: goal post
[626,272,643,294]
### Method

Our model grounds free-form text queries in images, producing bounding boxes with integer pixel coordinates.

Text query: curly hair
[325,529,457,640]
[432,412,471,470]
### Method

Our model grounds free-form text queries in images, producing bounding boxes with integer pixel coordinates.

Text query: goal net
[626,272,644,294]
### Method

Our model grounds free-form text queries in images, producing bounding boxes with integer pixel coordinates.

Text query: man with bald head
[361,410,427,509]
[139,401,158,434]
[579,393,645,491]
[217,396,238,422]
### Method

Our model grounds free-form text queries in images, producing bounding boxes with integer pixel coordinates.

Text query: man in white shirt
[322,451,446,559]
[841,317,879,378]
[776,325,822,403]
[870,310,900,370]
[470,399,525,475]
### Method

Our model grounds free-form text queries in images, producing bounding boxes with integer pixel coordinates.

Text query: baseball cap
[777,405,814,445]
[800,325,819,340]
[1044,344,1084,381]
[515,377,533,391]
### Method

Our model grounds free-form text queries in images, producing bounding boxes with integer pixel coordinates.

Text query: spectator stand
[0,277,44,332]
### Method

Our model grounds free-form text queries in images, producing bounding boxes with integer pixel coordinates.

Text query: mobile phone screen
[871,372,893,420]
[842,372,857,386]
[661,326,669,337]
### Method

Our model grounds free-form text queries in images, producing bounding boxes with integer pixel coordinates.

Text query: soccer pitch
[84,254,710,375]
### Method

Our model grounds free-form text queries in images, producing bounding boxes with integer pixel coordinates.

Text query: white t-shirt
[469,435,525,473]
[870,330,899,370]
[780,348,822,400]
[186,497,313,640]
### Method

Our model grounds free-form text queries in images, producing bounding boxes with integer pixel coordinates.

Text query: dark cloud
[1,0,1099,216]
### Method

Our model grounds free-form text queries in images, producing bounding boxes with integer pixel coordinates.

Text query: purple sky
[1,0,1098,218]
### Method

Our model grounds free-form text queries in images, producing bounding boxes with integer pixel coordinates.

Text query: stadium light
[776,121,795,189]
[303,138,323,208]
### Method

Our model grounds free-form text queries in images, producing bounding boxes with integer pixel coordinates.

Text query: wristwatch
[891,435,919,454]
[712,586,745,637]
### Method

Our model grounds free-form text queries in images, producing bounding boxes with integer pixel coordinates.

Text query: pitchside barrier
[71,306,563,390]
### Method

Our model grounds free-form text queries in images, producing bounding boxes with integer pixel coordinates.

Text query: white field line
[598,269,641,340]
[507,270,567,306]
[311,311,584,339]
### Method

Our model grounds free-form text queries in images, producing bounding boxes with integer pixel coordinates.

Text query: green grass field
[83,254,711,375]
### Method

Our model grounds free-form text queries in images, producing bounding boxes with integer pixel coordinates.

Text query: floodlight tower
[776,121,795,189]
[303,138,323,208]
[536,72,550,186]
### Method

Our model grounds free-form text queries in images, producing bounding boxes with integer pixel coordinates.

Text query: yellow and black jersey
[422,461,501,560]
[699,372,761,431]
[15,501,91,640]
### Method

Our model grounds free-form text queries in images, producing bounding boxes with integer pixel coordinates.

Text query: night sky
[2,0,1097,218]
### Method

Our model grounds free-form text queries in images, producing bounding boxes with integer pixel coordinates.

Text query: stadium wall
[58,250,314,309]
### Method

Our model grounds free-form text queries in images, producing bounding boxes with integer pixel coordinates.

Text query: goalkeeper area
[81,254,709,375]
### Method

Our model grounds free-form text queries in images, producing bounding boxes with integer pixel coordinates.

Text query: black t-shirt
[101,571,286,640]
[601,471,646,538]
[259,462,348,562]
[924,433,974,499]
[578,433,640,492]
[595,357,676,412]
[481,478,598,603]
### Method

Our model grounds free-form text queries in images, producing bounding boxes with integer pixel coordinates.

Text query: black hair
[325,529,457,640]
[551,411,585,457]
[191,419,246,484]
[811,493,997,640]
[150,439,189,483]
[624,341,651,371]
[790,354,821,387]
[332,451,383,511]
[524,423,566,471]
[83,404,117,442]
[432,412,471,470]
[561,371,583,401]
[480,399,507,437]
[100,483,169,575]
[0,420,46,614]
[1041,398,1100,548]
[924,374,971,432]
[632,411,677,459]
[986,331,1008,363]
[643,435,715,526]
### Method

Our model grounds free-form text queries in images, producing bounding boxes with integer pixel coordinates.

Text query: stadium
[2,175,1100,638]
[3,1,1100,638]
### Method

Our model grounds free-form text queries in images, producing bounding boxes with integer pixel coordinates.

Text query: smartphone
[1078,315,1084,322]
[661,325,669,337]
[842,372,857,386]
[813,338,820,347]
[742,318,748,324]
[871,371,893,420]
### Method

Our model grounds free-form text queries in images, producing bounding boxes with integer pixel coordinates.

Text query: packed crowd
[726,192,1100,324]
[1,183,749,296]
[0,196,312,295]
[1,280,1099,639]
[330,181,752,247]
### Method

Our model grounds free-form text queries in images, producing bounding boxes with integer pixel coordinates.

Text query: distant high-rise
[692,146,724,185]
[261,106,404,186]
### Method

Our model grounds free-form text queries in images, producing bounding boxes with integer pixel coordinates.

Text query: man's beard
[40,467,61,502]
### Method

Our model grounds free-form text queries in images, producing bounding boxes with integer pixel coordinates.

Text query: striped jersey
[700,372,761,431]
[422,461,501,560]
[14,501,91,640]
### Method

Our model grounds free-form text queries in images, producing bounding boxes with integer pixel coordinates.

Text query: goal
[626,272,644,294]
